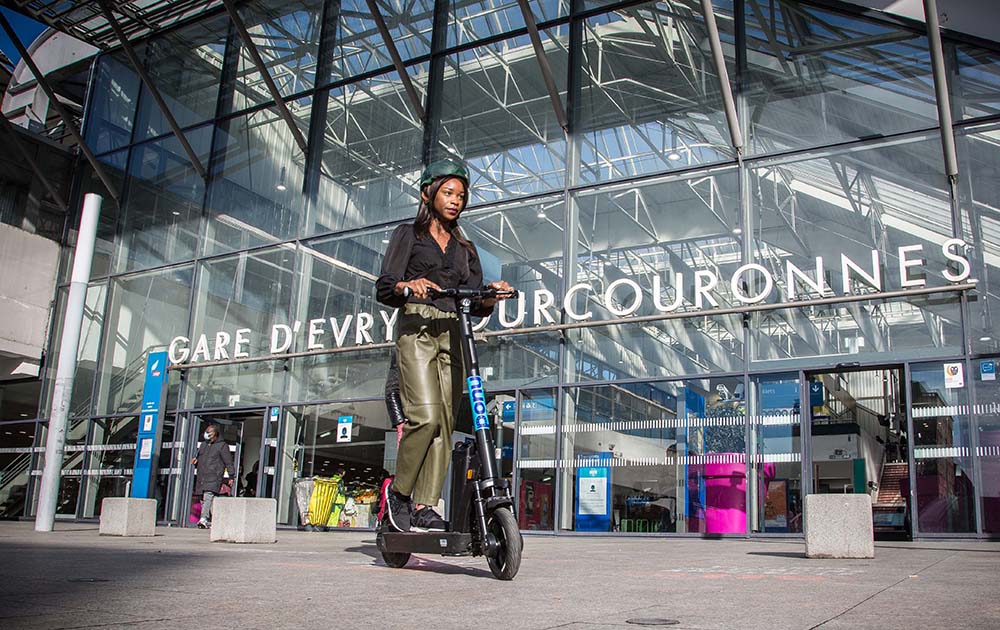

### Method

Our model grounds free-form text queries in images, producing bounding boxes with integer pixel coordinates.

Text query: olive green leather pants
[393,303,463,505]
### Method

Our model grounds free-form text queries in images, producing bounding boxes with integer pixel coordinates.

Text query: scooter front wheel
[381,550,411,568]
[486,507,522,580]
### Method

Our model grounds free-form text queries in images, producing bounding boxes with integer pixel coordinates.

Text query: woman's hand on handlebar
[483,280,515,307]
[395,278,441,300]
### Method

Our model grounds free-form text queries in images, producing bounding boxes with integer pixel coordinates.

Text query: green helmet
[419,158,469,189]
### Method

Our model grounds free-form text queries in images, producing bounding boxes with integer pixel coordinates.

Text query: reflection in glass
[97,267,193,415]
[308,72,426,235]
[750,375,801,533]
[86,53,140,154]
[118,128,211,272]
[57,418,90,517]
[0,422,40,518]
[446,0,568,48]
[435,29,569,202]
[334,0,434,79]
[517,389,557,531]
[910,362,977,533]
[559,377,747,533]
[744,1,936,154]
[277,401,389,527]
[81,416,139,518]
[751,137,963,367]
[136,15,227,140]
[204,105,310,255]
[954,44,1000,121]
[577,3,734,184]
[973,360,1000,532]
[75,151,128,280]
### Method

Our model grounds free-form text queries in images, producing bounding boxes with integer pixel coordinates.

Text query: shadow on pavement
[745,551,806,559]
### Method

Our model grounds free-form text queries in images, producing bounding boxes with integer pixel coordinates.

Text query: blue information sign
[131,351,168,499]
[576,452,612,532]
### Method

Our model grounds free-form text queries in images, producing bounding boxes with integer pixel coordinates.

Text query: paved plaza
[0,522,998,629]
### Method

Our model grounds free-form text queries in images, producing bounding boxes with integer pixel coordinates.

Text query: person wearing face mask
[376,159,514,532]
[190,423,236,529]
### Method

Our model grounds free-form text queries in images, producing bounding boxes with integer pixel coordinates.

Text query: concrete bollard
[210,498,277,544]
[804,494,875,559]
[99,498,156,537]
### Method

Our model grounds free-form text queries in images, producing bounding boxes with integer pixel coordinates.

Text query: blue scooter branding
[468,375,489,430]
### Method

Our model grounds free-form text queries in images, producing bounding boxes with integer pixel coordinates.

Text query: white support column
[35,193,103,532]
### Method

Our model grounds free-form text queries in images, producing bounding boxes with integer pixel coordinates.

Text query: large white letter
[653,273,684,312]
[213,331,231,361]
[307,318,326,350]
[533,289,557,326]
[168,336,190,364]
[473,314,491,332]
[841,250,881,294]
[355,312,374,345]
[379,309,398,341]
[604,278,643,316]
[329,315,353,347]
[563,283,593,321]
[191,334,211,362]
[499,292,527,327]
[234,329,251,358]
[898,244,925,288]
[730,263,774,305]
[270,325,292,354]
[942,238,971,282]
[694,270,719,309]
[785,258,827,299]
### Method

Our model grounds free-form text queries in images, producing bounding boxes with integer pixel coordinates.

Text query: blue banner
[131,351,168,499]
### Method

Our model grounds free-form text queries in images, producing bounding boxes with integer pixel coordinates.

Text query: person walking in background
[190,423,235,529]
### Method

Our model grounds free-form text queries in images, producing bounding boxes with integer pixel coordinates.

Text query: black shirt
[376,223,493,317]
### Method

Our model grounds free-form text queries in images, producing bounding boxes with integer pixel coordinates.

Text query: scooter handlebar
[429,286,518,300]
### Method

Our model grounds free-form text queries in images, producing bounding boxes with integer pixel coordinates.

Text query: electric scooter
[376,286,523,581]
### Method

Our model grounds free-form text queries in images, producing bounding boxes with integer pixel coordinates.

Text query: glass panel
[974,357,1000,533]
[71,151,128,281]
[576,2,734,185]
[0,380,41,421]
[743,0,936,154]
[42,283,107,420]
[85,52,140,154]
[958,123,1000,354]
[0,421,40,518]
[335,1,434,79]
[58,418,90,517]
[81,416,139,518]
[559,377,747,533]
[185,248,294,408]
[204,105,310,255]
[231,0,325,112]
[750,374,802,533]
[117,127,211,272]
[808,369,909,537]
[910,362,977,533]
[446,0,568,48]
[278,401,389,528]
[750,137,963,368]
[955,44,1000,121]
[97,266,193,415]
[569,170,744,380]
[308,71,426,235]
[135,15,227,140]
[517,388,556,531]
[434,28,569,203]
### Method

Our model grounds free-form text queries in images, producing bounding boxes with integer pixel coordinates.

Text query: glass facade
[20,0,1000,538]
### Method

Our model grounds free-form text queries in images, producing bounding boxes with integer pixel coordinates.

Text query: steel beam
[516,0,568,131]
[365,0,426,123]
[0,11,120,202]
[923,0,959,179]
[97,0,207,180]
[221,0,309,154]
[0,114,69,211]
[699,0,744,153]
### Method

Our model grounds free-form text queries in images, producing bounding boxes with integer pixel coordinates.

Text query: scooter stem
[456,296,501,485]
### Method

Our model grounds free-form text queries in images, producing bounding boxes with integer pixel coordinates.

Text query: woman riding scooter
[376,159,513,532]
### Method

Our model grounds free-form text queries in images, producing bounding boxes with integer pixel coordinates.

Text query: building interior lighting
[276,166,287,192]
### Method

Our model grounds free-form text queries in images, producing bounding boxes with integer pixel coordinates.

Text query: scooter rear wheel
[381,550,411,568]
[486,507,522,580]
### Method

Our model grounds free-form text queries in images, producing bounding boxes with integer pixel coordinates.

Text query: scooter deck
[378,531,473,555]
